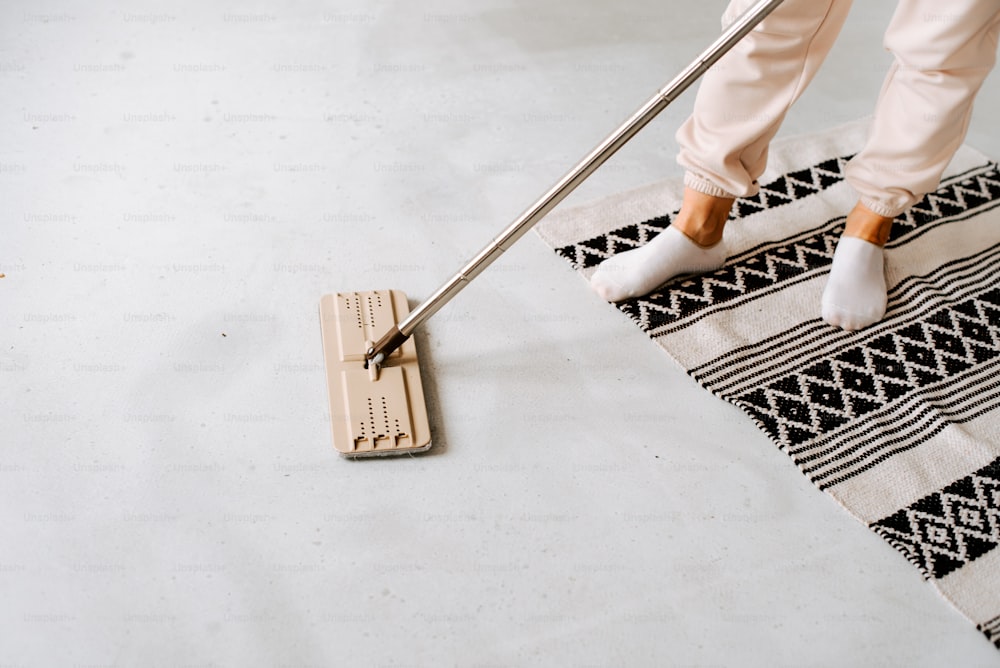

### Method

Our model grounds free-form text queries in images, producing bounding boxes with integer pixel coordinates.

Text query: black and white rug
[536,119,1000,649]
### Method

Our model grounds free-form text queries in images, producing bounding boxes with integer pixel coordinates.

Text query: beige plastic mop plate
[319,290,432,457]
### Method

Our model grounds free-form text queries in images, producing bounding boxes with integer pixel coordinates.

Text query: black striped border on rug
[979,614,1000,649]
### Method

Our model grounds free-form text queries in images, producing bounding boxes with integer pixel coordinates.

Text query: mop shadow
[407,320,450,458]
[398,318,581,460]
[370,301,588,460]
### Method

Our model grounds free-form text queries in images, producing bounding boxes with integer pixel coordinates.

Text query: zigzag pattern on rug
[557,163,1000,336]
[556,155,854,270]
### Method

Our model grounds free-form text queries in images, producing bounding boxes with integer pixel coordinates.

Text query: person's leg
[592,0,854,302]
[824,0,1000,330]
[678,0,854,200]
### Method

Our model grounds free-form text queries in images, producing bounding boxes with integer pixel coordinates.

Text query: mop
[319,0,786,457]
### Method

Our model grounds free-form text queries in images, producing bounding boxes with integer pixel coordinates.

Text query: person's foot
[589,188,733,302]
[821,236,887,331]
[821,203,894,331]
[589,226,727,301]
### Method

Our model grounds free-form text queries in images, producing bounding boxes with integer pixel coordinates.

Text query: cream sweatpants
[676,0,1000,217]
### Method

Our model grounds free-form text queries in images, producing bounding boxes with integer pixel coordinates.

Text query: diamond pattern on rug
[871,458,1000,580]
[722,286,1000,488]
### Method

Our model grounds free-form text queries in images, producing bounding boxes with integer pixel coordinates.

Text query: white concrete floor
[3,1,1000,665]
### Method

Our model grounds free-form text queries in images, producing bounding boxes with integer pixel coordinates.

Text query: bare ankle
[673,187,734,247]
[844,202,894,247]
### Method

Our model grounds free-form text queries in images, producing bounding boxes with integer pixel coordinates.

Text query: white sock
[589,226,727,302]
[821,236,887,331]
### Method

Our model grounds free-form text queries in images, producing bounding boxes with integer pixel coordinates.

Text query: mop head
[319,290,432,457]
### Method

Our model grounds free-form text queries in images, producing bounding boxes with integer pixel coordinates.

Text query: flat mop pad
[319,290,431,457]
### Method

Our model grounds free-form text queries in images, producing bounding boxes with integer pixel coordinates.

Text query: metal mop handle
[367,0,786,367]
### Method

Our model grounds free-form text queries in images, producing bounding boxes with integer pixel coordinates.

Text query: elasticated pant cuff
[859,196,905,219]
[684,172,744,199]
